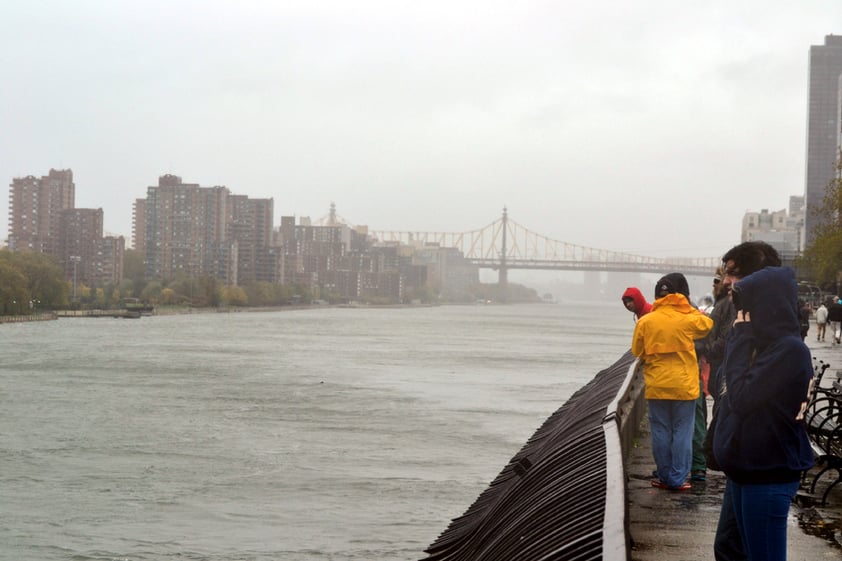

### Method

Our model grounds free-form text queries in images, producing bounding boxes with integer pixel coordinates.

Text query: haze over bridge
[371,208,720,284]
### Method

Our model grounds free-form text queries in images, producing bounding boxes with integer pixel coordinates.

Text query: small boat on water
[120,298,154,316]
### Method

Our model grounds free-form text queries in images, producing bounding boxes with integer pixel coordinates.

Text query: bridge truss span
[371,209,720,276]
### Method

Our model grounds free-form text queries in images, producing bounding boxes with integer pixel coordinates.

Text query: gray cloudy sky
[2,1,840,258]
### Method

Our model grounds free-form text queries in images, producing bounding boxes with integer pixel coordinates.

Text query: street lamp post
[70,256,81,300]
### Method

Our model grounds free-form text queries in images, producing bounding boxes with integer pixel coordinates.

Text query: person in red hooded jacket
[622,287,652,322]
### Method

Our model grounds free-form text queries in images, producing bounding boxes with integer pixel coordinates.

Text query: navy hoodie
[712,267,814,484]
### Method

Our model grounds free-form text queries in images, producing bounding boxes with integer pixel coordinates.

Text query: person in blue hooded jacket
[712,267,814,561]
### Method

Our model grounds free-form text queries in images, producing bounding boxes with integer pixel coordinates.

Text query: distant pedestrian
[632,273,712,491]
[798,299,810,341]
[697,294,715,315]
[815,302,828,342]
[713,267,813,561]
[621,287,651,322]
[829,300,842,344]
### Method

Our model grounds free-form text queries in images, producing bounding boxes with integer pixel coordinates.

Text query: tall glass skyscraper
[804,34,842,248]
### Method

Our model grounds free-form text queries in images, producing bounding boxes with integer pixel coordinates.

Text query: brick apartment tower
[143,174,233,282]
[60,208,103,283]
[804,34,842,248]
[8,168,75,257]
[141,174,281,285]
[228,194,275,284]
[132,198,146,253]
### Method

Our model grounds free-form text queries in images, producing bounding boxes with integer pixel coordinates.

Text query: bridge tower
[499,207,508,289]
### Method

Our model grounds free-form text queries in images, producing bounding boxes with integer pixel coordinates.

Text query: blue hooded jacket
[712,267,814,484]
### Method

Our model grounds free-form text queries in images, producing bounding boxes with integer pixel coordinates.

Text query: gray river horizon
[1,302,633,560]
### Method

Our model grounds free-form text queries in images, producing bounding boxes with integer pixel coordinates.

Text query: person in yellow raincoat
[632,272,713,491]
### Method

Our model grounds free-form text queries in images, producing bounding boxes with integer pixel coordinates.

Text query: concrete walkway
[625,341,842,560]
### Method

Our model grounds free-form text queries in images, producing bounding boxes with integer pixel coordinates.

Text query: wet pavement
[626,340,842,560]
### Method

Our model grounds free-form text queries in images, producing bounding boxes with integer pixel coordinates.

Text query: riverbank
[0,312,57,324]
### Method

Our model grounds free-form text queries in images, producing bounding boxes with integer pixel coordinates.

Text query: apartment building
[228,195,275,284]
[132,198,146,252]
[91,236,125,286]
[141,174,281,285]
[59,208,103,283]
[8,168,75,256]
[8,169,124,286]
[741,196,805,260]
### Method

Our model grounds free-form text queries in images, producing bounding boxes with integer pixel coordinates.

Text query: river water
[1,302,634,561]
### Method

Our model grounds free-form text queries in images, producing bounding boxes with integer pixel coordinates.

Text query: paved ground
[625,340,842,560]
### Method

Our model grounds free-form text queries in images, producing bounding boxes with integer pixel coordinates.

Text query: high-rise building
[143,174,231,280]
[132,198,146,253]
[8,168,75,256]
[91,236,125,286]
[803,34,842,248]
[59,208,103,283]
[228,195,274,284]
[142,174,279,284]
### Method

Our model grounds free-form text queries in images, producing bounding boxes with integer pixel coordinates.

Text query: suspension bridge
[369,207,720,282]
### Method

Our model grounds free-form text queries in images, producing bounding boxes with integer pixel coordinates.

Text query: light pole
[70,256,81,300]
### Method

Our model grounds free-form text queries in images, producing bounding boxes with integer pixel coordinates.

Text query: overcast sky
[2,1,840,259]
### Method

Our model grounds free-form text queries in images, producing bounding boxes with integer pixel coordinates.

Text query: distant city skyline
[3,4,840,260]
[5,166,806,263]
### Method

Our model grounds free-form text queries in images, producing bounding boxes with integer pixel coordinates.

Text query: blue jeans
[730,478,799,561]
[715,479,747,561]
[648,399,695,487]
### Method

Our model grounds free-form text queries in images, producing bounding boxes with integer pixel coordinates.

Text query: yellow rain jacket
[631,293,713,400]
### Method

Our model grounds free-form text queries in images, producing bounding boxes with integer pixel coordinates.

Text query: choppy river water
[1,302,634,561]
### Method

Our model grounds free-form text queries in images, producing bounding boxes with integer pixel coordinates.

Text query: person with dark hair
[720,241,782,281]
[621,286,651,321]
[699,268,736,405]
[632,272,712,491]
[712,267,813,561]
[711,240,781,561]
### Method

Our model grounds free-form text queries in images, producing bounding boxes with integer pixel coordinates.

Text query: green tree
[141,280,163,303]
[801,151,842,287]
[0,250,68,310]
[0,261,29,315]
[123,249,145,281]
[223,285,248,306]
[201,276,221,307]
[160,287,178,305]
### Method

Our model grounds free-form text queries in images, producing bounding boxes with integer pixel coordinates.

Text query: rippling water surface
[1,302,633,560]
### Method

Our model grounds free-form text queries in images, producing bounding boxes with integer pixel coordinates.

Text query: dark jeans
[692,380,707,471]
[731,478,799,561]
[715,479,747,561]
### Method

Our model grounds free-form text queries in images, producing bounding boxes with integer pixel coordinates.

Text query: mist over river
[1,302,634,560]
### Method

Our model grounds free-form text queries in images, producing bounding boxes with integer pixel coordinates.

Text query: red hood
[622,287,652,317]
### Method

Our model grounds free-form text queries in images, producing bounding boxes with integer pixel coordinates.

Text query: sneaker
[651,479,691,491]
[691,470,706,481]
